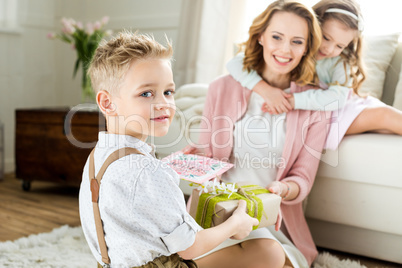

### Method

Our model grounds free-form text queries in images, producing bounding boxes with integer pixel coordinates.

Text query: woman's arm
[281,110,330,204]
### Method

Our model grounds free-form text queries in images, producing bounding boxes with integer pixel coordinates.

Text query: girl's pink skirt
[325,91,386,150]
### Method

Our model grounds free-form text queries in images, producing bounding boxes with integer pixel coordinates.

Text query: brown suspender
[89,147,143,265]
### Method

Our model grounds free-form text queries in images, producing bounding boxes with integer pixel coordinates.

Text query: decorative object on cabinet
[47,16,112,102]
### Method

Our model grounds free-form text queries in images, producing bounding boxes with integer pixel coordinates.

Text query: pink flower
[101,16,109,25]
[71,44,76,50]
[86,23,94,35]
[76,21,83,30]
[60,17,78,34]
[61,17,69,27]
[47,32,56,39]
[62,25,75,34]
[93,21,101,30]
[61,18,75,29]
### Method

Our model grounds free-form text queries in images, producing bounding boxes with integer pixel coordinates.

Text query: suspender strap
[89,147,143,265]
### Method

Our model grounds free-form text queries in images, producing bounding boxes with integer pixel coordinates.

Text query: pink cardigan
[198,75,329,265]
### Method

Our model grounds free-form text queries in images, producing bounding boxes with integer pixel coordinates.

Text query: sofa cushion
[359,33,400,99]
[306,133,402,235]
[393,61,402,110]
[318,133,402,187]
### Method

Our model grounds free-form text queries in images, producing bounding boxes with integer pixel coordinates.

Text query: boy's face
[112,58,175,140]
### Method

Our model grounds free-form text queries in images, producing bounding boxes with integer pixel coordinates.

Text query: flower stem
[81,69,95,103]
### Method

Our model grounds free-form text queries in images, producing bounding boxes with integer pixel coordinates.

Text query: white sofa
[153,39,402,264]
[305,41,402,264]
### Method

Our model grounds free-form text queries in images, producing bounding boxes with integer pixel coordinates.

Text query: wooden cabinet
[15,107,106,190]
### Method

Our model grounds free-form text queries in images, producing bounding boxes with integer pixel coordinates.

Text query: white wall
[54,0,183,104]
[0,0,60,174]
[0,0,183,173]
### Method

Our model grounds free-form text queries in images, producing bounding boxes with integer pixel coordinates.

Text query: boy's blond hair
[88,30,173,95]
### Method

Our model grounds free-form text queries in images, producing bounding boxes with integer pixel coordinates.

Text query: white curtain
[174,0,247,87]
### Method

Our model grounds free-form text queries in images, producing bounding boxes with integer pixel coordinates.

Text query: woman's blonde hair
[88,30,173,95]
[313,0,365,95]
[241,0,322,86]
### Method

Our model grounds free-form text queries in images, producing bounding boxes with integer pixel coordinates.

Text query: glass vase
[81,70,96,103]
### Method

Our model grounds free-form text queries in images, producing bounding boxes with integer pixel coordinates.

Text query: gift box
[189,182,281,229]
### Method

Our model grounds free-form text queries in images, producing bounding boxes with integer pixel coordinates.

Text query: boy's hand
[254,81,292,115]
[229,200,259,240]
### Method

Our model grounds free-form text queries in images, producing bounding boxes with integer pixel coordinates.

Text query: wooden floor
[0,173,81,241]
[0,172,400,268]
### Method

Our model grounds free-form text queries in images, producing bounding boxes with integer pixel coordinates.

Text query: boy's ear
[97,90,116,116]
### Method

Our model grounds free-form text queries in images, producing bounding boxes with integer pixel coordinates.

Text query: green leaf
[73,59,80,78]
[60,33,72,43]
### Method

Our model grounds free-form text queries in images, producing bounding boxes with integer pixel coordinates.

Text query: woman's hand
[181,145,212,157]
[267,181,299,231]
[266,181,287,231]
[254,80,293,115]
[267,181,288,197]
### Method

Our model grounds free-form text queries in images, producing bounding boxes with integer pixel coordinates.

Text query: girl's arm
[292,85,350,111]
[226,52,262,89]
[293,59,352,111]
[227,53,292,114]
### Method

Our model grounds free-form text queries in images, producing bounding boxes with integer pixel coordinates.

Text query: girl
[227,0,402,150]
[185,0,326,267]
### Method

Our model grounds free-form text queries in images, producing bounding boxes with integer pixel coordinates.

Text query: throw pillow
[359,33,400,99]
[393,62,402,110]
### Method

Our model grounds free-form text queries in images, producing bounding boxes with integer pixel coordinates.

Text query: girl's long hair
[240,0,322,86]
[313,0,366,95]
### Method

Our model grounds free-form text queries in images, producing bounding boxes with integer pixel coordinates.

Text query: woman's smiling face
[259,11,308,77]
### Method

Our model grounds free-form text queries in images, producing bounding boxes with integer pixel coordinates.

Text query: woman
[227,0,402,150]
[185,1,327,267]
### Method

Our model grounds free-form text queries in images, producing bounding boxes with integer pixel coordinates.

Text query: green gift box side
[189,182,281,230]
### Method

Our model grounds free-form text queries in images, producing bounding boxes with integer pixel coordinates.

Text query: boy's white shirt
[79,132,202,267]
[226,52,352,111]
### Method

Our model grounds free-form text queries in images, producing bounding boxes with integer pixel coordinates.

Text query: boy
[79,31,258,268]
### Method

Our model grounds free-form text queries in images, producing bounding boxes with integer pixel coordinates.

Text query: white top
[222,92,287,187]
[79,132,202,267]
[217,92,309,267]
[226,52,352,111]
